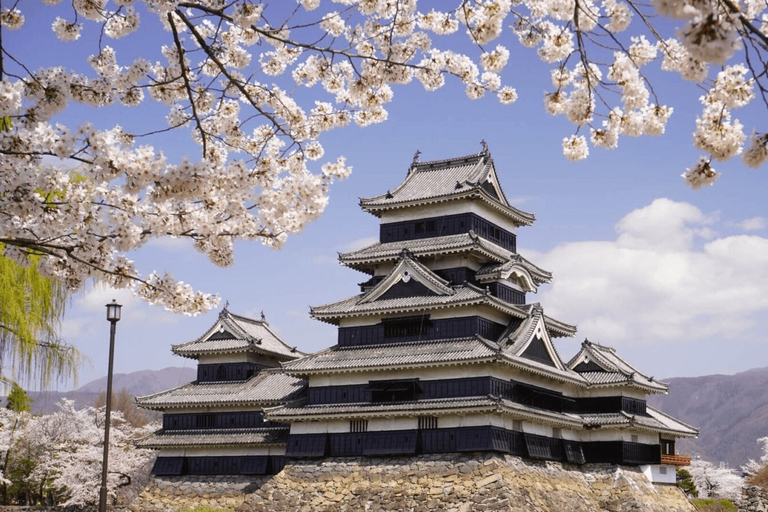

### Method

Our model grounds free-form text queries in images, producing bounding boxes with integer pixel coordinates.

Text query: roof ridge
[410,151,485,170]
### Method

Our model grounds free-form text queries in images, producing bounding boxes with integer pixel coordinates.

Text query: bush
[747,465,768,489]
[677,468,698,497]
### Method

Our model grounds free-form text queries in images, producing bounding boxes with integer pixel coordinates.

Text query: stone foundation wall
[128,454,696,512]
[739,485,768,512]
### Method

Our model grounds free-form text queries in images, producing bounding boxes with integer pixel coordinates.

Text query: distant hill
[649,365,768,469]
[26,366,197,415]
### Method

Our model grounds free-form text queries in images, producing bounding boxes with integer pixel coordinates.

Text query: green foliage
[0,249,80,389]
[691,498,737,511]
[677,468,699,497]
[5,384,33,412]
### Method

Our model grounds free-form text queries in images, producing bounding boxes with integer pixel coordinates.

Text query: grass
[691,498,737,511]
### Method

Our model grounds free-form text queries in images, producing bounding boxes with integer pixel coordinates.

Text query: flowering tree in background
[0,399,157,507]
[688,457,744,500]
[741,436,768,482]
[0,0,767,314]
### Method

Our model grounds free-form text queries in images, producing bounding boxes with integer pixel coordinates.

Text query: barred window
[418,417,438,430]
[350,420,368,433]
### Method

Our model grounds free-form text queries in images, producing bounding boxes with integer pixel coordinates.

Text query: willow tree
[0,252,79,389]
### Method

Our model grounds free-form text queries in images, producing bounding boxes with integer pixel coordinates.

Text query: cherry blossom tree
[688,457,744,500]
[25,399,156,508]
[0,0,766,314]
[742,437,768,478]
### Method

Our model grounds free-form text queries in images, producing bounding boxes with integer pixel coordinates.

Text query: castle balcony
[660,454,691,466]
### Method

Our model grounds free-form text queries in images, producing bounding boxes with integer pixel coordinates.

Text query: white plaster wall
[579,430,657,444]
[338,316,380,328]
[437,414,497,428]
[641,464,677,484]
[369,417,418,431]
[522,422,552,436]
[290,420,349,434]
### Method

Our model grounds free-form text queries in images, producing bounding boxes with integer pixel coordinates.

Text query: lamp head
[106,299,122,322]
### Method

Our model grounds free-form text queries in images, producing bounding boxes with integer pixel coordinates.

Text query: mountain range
[27,367,197,414]
[648,365,768,469]
[23,365,768,470]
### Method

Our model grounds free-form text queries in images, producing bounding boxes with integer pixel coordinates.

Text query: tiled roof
[497,398,583,427]
[566,340,668,393]
[268,396,501,420]
[282,337,499,374]
[476,255,553,288]
[646,405,699,437]
[311,282,528,324]
[339,233,512,272]
[269,396,580,429]
[135,370,306,410]
[500,354,589,386]
[172,309,305,361]
[136,428,289,449]
[359,251,454,304]
[582,408,698,437]
[359,149,535,226]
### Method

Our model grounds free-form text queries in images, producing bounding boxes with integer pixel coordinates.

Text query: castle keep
[137,145,696,485]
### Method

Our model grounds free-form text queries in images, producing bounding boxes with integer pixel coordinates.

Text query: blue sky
[9,3,768,389]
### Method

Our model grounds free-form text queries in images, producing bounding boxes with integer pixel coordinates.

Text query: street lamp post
[99,299,122,512]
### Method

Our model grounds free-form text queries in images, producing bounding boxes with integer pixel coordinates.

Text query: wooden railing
[661,454,692,466]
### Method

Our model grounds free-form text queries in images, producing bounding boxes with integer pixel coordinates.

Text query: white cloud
[311,236,379,265]
[737,216,767,231]
[62,284,182,342]
[342,236,379,252]
[527,198,768,348]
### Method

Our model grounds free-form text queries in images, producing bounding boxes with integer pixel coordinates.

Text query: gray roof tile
[476,256,553,286]
[136,428,288,449]
[135,370,306,410]
[567,340,667,393]
[283,337,498,374]
[339,233,512,270]
[172,310,305,361]
[582,408,698,437]
[269,396,500,419]
[311,282,528,322]
[359,150,534,226]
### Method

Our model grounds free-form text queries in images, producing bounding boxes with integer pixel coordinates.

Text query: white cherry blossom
[0,0,766,314]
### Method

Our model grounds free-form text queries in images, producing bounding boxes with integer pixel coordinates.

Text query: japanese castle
[137,144,697,483]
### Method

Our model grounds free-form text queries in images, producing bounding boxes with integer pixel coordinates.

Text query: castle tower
[268,145,696,481]
[136,309,306,476]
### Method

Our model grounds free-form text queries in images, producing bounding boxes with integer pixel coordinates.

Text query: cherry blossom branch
[167,12,209,157]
